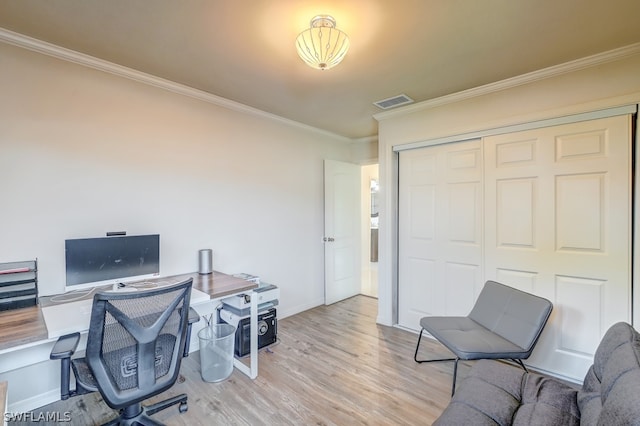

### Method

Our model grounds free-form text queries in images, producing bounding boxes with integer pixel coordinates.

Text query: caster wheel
[179,401,188,413]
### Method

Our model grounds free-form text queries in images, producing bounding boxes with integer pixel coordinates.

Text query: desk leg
[232,290,258,379]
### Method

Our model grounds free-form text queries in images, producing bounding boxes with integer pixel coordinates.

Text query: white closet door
[398,140,483,330]
[484,115,631,380]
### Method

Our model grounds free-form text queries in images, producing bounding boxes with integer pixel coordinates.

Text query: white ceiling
[1,0,640,140]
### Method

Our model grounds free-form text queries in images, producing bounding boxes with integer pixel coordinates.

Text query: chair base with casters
[101,395,188,426]
[413,281,552,396]
[50,298,200,426]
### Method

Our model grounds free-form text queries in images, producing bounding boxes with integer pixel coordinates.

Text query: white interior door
[398,140,483,330]
[324,160,361,305]
[484,115,631,380]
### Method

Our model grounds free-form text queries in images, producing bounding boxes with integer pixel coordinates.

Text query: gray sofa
[433,322,640,425]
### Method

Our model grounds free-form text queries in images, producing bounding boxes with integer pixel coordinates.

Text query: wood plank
[188,271,258,299]
[37,271,258,307]
[0,305,47,351]
[33,295,458,425]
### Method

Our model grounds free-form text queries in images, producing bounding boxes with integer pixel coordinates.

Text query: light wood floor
[30,296,464,425]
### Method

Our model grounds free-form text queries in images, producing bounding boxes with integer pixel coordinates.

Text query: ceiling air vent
[373,94,414,110]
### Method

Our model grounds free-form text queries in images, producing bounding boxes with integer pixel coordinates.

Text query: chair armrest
[50,332,81,400]
[50,332,81,360]
[183,308,200,357]
[188,307,200,325]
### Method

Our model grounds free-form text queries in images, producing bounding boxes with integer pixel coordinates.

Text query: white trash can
[198,323,236,382]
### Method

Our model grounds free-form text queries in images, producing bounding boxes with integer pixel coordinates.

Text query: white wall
[0,41,352,319]
[375,48,640,326]
[350,138,378,165]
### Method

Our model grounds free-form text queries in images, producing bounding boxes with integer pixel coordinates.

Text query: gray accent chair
[433,321,640,425]
[414,280,553,395]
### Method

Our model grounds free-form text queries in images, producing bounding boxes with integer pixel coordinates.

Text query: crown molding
[0,27,353,143]
[374,42,640,121]
[351,135,378,144]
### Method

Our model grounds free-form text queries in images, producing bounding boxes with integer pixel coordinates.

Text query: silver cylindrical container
[198,249,213,275]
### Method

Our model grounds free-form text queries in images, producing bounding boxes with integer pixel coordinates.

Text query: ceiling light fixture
[295,15,350,71]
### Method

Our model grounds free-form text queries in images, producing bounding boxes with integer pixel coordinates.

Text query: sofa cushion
[434,322,640,426]
[434,359,580,426]
[577,322,640,426]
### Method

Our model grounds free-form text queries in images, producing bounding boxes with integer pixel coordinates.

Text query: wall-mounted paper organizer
[0,259,38,310]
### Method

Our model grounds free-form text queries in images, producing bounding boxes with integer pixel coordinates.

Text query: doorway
[361,164,379,298]
[323,160,379,304]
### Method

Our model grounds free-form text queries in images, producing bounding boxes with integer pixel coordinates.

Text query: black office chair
[50,278,198,426]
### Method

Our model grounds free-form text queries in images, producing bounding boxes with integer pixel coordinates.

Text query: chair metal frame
[414,329,529,396]
[413,280,552,396]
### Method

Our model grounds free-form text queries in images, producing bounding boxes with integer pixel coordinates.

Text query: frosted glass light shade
[295,15,350,70]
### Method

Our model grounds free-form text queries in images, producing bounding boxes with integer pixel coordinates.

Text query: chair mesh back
[101,292,182,390]
[86,279,192,409]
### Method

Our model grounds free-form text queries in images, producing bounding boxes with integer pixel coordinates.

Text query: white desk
[41,287,211,339]
[40,274,259,380]
[0,271,258,413]
[231,292,258,379]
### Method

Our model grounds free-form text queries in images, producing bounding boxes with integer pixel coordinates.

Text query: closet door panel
[398,140,482,330]
[484,115,631,381]
[496,177,537,248]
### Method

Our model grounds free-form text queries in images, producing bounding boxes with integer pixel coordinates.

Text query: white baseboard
[278,298,324,320]
[7,389,59,415]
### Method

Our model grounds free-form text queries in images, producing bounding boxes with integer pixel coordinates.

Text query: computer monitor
[64,234,160,292]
